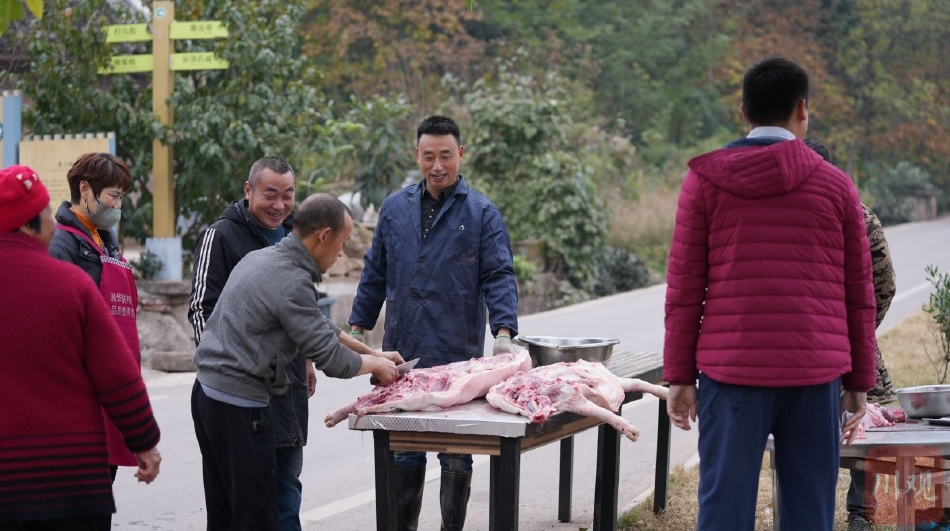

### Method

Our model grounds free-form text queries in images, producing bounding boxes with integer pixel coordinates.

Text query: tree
[16,0,346,268]
[455,56,608,297]
[301,0,485,112]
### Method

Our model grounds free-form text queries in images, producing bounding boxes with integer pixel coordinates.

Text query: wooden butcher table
[767,422,950,531]
[347,350,671,531]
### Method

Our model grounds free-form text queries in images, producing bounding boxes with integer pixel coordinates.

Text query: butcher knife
[370,358,419,386]
[397,358,419,374]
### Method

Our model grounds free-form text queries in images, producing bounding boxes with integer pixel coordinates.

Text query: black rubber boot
[394,465,426,531]
[439,469,472,531]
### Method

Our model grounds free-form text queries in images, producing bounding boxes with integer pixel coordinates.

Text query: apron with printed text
[58,225,140,466]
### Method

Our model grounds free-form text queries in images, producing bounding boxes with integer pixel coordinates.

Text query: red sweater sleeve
[841,185,877,391]
[83,282,161,452]
[664,170,709,385]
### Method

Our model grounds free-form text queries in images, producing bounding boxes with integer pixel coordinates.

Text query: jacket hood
[687,139,825,198]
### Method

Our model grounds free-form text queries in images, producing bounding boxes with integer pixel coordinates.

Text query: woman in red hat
[0,164,161,530]
[48,153,141,530]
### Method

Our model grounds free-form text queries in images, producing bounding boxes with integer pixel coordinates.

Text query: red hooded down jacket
[663,139,877,390]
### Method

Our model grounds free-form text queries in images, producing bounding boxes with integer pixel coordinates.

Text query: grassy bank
[619,310,944,530]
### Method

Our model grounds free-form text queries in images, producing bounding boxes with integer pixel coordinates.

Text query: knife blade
[397,358,419,375]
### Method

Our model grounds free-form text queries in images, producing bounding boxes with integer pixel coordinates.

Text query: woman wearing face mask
[49,152,139,531]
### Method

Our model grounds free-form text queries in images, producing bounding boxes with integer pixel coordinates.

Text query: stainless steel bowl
[895,385,950,418]
[516,336,620,367]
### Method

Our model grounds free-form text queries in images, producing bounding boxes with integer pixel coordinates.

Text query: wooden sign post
[100,1,229,279]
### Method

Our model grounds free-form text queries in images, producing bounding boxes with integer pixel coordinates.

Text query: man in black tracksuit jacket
[188,157,311,531]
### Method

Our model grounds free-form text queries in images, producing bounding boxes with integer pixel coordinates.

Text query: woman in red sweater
[0,165,161,530]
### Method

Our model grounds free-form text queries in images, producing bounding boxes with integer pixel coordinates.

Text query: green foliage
[593,246,651,297]
[512,254,536,283]
[0,0,41,35]
[458,55,608,295]
[15,0,156,243]
[167,0,340,255]
[16,0,349,272]
[924,264,950,384]
[337,94,416,208]
[864,162,936,226]
[130,250,164,280]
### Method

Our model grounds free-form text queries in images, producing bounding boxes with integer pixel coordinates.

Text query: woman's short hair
[67,153,132,204]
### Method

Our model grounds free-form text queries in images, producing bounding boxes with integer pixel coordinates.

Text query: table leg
[373,431,395,531]
[653,397,671,515]
[558,436,574,522]
[593,422,621,531]
[897,456,915,531]
[489,437,521,531]
[769,448,780,531]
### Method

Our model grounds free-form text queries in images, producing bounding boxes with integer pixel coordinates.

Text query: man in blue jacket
[348,115,520,531]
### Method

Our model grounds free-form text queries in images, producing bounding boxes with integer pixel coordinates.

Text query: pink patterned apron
[58,225,140,466]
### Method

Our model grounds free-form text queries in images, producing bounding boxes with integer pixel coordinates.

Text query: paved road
[113,215,950,530]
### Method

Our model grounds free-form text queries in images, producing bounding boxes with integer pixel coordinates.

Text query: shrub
[593,246,651,297]
[865,162,936,226]
[924,264,950,383]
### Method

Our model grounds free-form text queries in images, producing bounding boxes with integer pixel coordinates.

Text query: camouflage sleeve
[863,204,896,327]
[862,204,897,404]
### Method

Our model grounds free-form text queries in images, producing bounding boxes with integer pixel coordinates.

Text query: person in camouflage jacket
[863,204,896,405]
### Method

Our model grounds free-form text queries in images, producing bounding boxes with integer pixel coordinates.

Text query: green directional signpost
[99,2,229,280]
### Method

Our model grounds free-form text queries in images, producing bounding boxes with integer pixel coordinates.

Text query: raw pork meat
[851,403,907,439]
[485,360,668,442]
[324,350,532,427]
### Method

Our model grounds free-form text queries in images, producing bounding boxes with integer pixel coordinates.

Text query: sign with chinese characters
[170,21,228,40]
[18,133,115,209]
[105,24,152,43]
[170,52,229,71]
[99,54,155,74]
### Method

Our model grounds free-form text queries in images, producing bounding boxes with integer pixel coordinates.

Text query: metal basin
[516,336,620,367]
[896,385,950,418]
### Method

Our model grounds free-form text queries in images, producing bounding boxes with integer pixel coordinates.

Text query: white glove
[493,335,519,355]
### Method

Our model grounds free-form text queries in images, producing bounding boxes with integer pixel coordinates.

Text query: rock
[151,351,197,372]
[137,311,194,366]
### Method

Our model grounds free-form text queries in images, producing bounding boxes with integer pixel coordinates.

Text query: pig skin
[485,360,668,442]
[324,350,532,428]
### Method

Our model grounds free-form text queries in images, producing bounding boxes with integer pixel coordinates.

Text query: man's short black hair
[417,116,461,146]
[804,138,832,164]
[248,156,295,189]
[742,57,810,126]
[292,193,351,238]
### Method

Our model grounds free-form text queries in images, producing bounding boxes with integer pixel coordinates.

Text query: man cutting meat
[192,193,401,531]
[348,115,520,531]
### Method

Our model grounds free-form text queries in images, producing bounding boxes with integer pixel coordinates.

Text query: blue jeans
[276,446,304,531]
[394,451,473,471]
[697,373,840,531]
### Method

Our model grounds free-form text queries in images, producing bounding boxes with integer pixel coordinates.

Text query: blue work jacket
[350,176,519,368]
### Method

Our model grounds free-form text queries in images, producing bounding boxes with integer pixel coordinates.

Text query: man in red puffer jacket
[663,57,876,531]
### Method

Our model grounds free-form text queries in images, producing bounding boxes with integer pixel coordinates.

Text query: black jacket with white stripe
[188,199,307,447]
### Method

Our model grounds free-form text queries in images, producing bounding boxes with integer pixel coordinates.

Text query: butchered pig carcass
[324,350,532,427]
[485,360,668,442]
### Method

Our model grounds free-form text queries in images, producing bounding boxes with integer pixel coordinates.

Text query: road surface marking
[892,280,932,303]
[300,455,489,523]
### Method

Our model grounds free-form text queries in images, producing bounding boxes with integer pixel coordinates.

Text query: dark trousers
[275,446,303,531]
[697,373,841,531]
[0,516,100,531]
[191,381,278,531]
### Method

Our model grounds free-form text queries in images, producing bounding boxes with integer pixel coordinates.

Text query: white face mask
[87,197,122,230]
